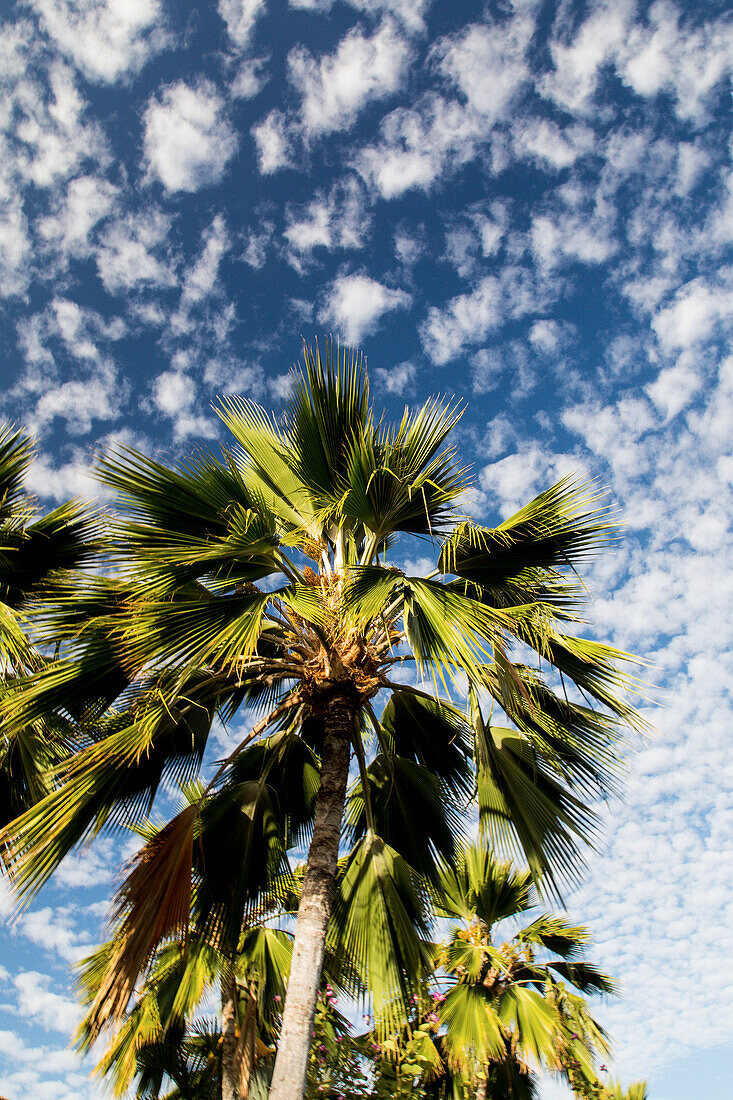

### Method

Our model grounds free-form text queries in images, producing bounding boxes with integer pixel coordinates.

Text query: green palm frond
[606,1081,649,1100]
[330,833,432,1032]
[496,986,558,1067]
[378,690,473,796]
[345,752,461,881]
[439,983,506,1068]
[517,915,591,957]
[439,477,614,597]
[470,683,603,889]
[0,677,216,899]
[283,338,370,506]
[434,846,533,927]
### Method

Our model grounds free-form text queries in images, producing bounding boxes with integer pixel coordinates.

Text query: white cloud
[30,0,166,83]
[152,370,216,440]
[644,357,702,422]
[14,62,108,188]
[31,361,124,435]
[541,0,733,123]
[540,0,635,114]
[435,14,532,123]
[252,109,292,173]
[37,174,118,262]
[513,118,595,170]
[528,319,574,355]
[180,215,230,307]
[619,2,733,122]
[143,80,237,193]
[357,95,486,199]
[242,220,274,268]
[289,0,430,34]
[373,360,415,394]
[14,971,79,1033]
[17,907,92,965]
[318,273,411,344]
[23,451,102,502]
[0,198,31,298]
[289,19,411,136]
[95,208,175,293]
[231,55,269,99]
[652,277,733,352]
[218,0,265,49]
[530,210,617,270]
[479,447,583,518]
[284,177,370,264]
[420,276,501,366]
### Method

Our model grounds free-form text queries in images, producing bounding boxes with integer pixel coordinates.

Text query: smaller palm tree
[433,842,615,1097]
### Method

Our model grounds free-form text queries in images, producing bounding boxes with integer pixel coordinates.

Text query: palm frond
[346,752,461,881]
[85,805,198,1040]
[329,833,432,1032]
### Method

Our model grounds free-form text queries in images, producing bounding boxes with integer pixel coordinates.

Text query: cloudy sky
[1,0,732,1096]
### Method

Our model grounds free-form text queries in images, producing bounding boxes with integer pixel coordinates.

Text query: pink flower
[274,995,281,1002]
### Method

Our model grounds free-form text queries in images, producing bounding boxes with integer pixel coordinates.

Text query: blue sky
[1,0,732,1096]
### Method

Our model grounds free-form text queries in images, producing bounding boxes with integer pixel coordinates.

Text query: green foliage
[0,346,646,1096]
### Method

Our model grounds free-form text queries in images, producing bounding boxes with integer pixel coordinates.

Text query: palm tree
[369,842,615,1099]
[76,793,298,1100]
[0,343,643,1100]
[0,424,97,824]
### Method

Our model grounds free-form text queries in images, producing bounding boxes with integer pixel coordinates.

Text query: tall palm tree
[0,344,643,1100]
[0,424,97,823]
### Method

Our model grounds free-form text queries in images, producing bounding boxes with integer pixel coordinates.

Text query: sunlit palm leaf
[329,833,432,1032]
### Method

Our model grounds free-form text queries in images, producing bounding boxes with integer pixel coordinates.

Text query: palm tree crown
[0,343,643,1100]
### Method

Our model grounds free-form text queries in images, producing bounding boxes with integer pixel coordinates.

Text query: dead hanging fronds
[84,804,198,1041]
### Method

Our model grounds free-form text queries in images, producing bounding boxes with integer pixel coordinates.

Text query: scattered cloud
[151,369,217,440]
[0,198,32,299]
[652,276,733,352]
[372,360,415,394]
[95,207,175,293]
[30,0,167,83]
[289,19,412,137]
[13,971,79,1032]
[319,273,411,343]
[143,80,238,192]
[179,215,231,308]
[218,0,266,50]
[284,177,370,265]
[434,12,532,123]
[289,0,430,34]
[252,109,293,173]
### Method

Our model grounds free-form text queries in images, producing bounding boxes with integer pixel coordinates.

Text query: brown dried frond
[86,805,197,1040]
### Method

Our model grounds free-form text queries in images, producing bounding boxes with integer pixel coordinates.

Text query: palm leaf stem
[350,725,376,836]
[204,696,303,796]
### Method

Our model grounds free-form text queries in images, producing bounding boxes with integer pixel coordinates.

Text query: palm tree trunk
[475,1075,487,1100]
[268,693,353,1100]
[221,973,239,1100]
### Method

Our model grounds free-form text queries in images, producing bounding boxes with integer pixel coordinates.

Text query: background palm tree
[434,843,614,1096]
[0,423,97,824]
[0,343,643,1100]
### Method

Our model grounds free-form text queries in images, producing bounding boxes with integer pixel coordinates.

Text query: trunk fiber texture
[221,973,240,1100]
[267,695,353,1100]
